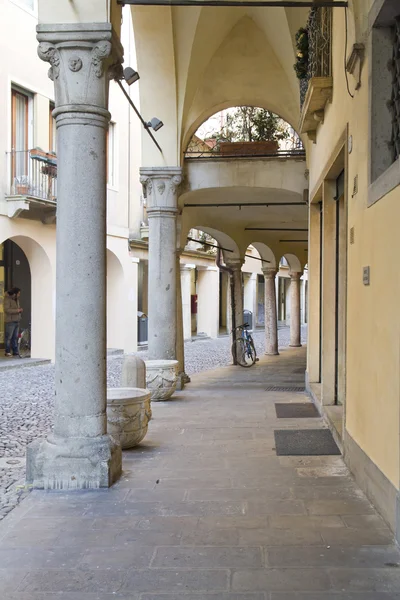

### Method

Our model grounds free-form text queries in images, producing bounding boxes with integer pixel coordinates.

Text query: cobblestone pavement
[0,325,306,520]
[0,347,398,599]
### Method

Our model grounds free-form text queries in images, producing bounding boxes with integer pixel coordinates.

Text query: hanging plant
[293,27,309,80]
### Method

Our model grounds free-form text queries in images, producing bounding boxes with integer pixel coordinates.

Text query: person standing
[4,287,23,357]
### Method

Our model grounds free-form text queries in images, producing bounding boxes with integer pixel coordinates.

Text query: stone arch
[283,253,303,273]
[0,235,54,360]
[250,242,277,269]
[183,103,303,156]
[106,248,125,351]
[191,226,242,264]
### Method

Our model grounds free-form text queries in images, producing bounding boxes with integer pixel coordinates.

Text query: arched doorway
[106,249,125,351]
[0,240,31,351]
[0,236,53,359]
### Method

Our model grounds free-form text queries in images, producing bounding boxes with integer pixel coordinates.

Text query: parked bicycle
[18,323,31,359]
[232,323,258,367]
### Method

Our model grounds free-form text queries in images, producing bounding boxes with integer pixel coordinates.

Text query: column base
[26,434,122,490]
[289,344,302,348]
[265,351,280,356]
[176,372,191,391]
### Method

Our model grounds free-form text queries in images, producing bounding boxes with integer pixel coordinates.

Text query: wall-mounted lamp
[145,118,164,132]
[123,67,140,85]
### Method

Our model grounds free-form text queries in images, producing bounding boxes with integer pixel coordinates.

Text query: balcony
[299,7,333,142]
[5,149,57,222]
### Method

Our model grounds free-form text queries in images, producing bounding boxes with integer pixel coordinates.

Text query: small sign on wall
[363,266,370,286]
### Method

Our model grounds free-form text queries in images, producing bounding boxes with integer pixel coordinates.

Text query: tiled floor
[0,347,399,599]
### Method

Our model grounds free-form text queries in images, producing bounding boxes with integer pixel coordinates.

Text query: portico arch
[106,249,125,351]
[0,235,54,360]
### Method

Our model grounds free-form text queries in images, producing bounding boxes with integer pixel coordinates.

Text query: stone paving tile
[320,527,394,546]
[121,569,230,593]
[3,595,141,600]
[0,569,29,596]
[152,546,262,568]
[17,569,128,593]
[84,500,246,518]
[232,568,331,592]
[268,514,345,529]
[0,545,85,568]
[341,514,390,529]
[329,568,400,592]
[187,488,292,502]
[114,529,182,546]
[246,499,306,515]
[238,527,324,546]
[80,545,156,569]
[306,498,375,515]
[266,545,400,568]
[180,527,240,546]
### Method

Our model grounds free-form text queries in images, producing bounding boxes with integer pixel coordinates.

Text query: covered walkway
[0,348,399,598]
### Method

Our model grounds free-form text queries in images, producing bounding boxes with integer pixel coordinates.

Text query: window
[369,0,400,204]
[49,102,56,153]
[11,87,31,180]
[107,122,116,187]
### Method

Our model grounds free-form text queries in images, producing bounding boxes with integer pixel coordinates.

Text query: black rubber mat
[275,403,319,418]
[274,429,341,456]
[266,386,306,392]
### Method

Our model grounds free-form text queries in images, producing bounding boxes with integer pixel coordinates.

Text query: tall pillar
[27,24,123,489]
[175,253,190,389]
[140,167,182,360]
[290,272,302,347]
[197,266,220,338]
[225,258,244,331]
[181,264,194,340]
[263,268,279,356]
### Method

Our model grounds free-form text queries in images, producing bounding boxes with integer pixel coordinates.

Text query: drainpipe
[216,247,237,365]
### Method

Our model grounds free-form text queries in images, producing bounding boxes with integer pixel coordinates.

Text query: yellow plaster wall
[307,5,400,487]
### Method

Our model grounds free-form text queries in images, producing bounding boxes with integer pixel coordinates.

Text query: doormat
[275,403,319,419]
[274,429,341,456]
[265,386,306,392]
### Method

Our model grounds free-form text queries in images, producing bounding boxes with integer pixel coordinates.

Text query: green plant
[213,107,290,145]
[293,27,309,80]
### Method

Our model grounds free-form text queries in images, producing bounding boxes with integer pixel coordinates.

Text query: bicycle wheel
[232,338,256,367]
[18,330,31,359]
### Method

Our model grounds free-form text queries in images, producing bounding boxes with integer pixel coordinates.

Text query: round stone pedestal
[107,387,152,449]
[145,360,179,401]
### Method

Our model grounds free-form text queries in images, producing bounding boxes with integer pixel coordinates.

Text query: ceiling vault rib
[118,1,347,7]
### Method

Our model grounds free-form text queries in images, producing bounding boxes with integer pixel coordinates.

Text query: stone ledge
[299,76,333,143]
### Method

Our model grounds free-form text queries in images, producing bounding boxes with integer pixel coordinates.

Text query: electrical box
[363,266,370,286]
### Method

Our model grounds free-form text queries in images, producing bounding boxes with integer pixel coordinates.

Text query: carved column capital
[290,271,302,281]
[139,167,183,215]
[224,257,244,272]
[262,267,278,280]
[36,23,123,118]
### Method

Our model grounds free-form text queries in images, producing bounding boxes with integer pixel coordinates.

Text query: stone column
[290,272,302,347]
[175,253,190,390]
[140,167,182,360]
[225,258,244,331]
[181,264,194,341]
[263,268,279,355]
[197,266,220,338]
[27,24,123,489]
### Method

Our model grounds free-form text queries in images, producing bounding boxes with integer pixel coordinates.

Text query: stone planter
[145,359,179,401]
[107,387,152,449]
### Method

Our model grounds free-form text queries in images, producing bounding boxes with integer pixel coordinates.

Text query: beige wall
[306,4,399,487]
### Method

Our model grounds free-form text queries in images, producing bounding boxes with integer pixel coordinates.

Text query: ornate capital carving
[139,167,183,214]
[225,257,244,271]
[37,42,60,81]
[36,24,123,114]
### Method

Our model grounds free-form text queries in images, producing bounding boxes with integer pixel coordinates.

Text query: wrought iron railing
[300,7,332,108]
[389,17,400,164]
[6,149,57,202]
[184,145,305,160]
